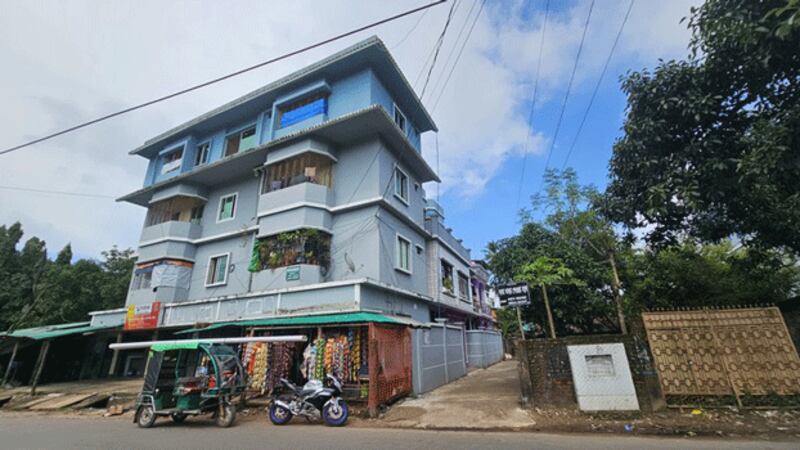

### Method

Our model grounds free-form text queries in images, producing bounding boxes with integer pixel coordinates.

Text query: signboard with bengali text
[497,283,531,308]
[124,301,161,330]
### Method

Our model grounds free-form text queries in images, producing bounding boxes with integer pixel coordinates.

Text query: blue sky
[428,0,698,259]
[0,0,699,261]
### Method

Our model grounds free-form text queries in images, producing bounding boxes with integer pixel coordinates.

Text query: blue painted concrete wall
[141,67,424,188]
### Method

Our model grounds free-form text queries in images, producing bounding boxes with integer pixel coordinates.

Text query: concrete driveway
[382,360,534,430]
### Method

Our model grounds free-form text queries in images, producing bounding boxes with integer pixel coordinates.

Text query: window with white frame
[441,259,454,294]
[131,270,152,290]
[194,142,210,166]
[206,254,229,286]
[217,193,237,222]
[396,235,411,273]
[457,271,469,302]
[394,166,409,204]
[393,104,406,132]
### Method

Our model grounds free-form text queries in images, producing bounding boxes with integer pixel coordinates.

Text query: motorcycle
[268,374,349,426]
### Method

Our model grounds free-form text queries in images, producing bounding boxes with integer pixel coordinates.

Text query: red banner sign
[125,302,161,330]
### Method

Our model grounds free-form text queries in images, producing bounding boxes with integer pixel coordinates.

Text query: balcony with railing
[138,196,205,263]
[257,151,335,234]
[140,196,205,243]
[248,229,331,290]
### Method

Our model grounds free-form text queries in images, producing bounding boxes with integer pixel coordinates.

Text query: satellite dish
[344,252,357,273]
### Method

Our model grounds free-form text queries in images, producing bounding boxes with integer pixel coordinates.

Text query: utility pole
[608,250,628,334]
[541,285,557,339]
[516,306,526,340]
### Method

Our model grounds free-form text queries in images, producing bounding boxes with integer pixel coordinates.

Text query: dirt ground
[374,360,800,440]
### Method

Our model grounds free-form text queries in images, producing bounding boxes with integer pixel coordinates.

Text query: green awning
[151,341,201,352]
[177,312,405,335]
[1,322,119,341]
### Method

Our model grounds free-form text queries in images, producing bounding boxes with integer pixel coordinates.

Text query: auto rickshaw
[109,335,307,428]
[132,341,246,428]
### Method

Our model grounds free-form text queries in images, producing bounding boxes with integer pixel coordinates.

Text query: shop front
[180,312,413,416]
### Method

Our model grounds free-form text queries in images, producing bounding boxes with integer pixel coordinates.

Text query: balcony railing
[140,220,202,243]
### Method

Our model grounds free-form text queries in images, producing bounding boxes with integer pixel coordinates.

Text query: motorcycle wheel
[136,405,157,428]
[322,400,349,427]
[268,403,293,425]
[170,412,187,424]
[215,403,236,428]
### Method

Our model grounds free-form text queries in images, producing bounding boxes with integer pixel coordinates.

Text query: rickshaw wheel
[170,413,187,424]
[215,403,236,428]
[137,405,157,428]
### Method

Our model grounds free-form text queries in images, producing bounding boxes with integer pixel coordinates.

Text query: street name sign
[497,283,531,308]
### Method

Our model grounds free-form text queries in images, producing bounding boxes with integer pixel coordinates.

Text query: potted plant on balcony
[442,277,454,294]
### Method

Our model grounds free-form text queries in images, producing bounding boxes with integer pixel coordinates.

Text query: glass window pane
[238,127,256,152]
[219,196,235,220]
[215,256,228,283]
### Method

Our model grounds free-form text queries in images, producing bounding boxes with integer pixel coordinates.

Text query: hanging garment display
[240,341,294,394]
[304,328,367,383]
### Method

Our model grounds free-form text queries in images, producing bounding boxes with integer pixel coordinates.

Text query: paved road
[0,415,795,450]
[384,360,533,429]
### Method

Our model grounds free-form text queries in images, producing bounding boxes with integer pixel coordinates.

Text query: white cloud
[0,0,699,257]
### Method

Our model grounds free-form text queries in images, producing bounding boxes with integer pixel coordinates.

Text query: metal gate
[642,307,800,404]
[367,323,412,415]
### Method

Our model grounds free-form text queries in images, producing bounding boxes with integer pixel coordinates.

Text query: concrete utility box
[567,343,640,411]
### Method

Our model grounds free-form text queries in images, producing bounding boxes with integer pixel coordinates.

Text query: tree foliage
[607,0,800,253]
[0,222,134,330]
[619,241,799,313]
[516,256,584,289]
[488,170,623,337]
[488,169,800,339]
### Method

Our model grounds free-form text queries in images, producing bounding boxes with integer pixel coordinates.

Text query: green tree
[515,256,585,338]
[531,169,630,333]
[619,241,799,313]
[606,0,800,253]
[0,222,135,330]
[487,221,618,337]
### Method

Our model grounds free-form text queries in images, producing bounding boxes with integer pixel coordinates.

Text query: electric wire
[537,0,595,184]
[0,0,447,156]
[560,0,635,169]
[431,0,486,113]
[419,0,459,99]
[391,7,431,50]
[515,0,551,209]
[428,0,480,102]
[0,185,117,199]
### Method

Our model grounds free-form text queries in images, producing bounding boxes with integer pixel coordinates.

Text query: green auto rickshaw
[133,341,246,428]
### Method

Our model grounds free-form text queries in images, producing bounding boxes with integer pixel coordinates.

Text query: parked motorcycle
[268,374,349,426]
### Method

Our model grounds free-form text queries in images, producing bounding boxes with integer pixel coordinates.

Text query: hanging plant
[442,277,454,292]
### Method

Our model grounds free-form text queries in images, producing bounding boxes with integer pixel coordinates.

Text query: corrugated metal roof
[177,311,408,335]
[1,322,118,341]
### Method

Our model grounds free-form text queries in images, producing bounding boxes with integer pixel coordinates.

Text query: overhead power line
[391,7,431,50]
[532,0,595,200]
[428,0,480,102]
[0,185,116,199]
[515,0,551,208]
[431,0,487,113]
[419,0,459,99]
[560,0,635,169]
[0,0,447,157]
